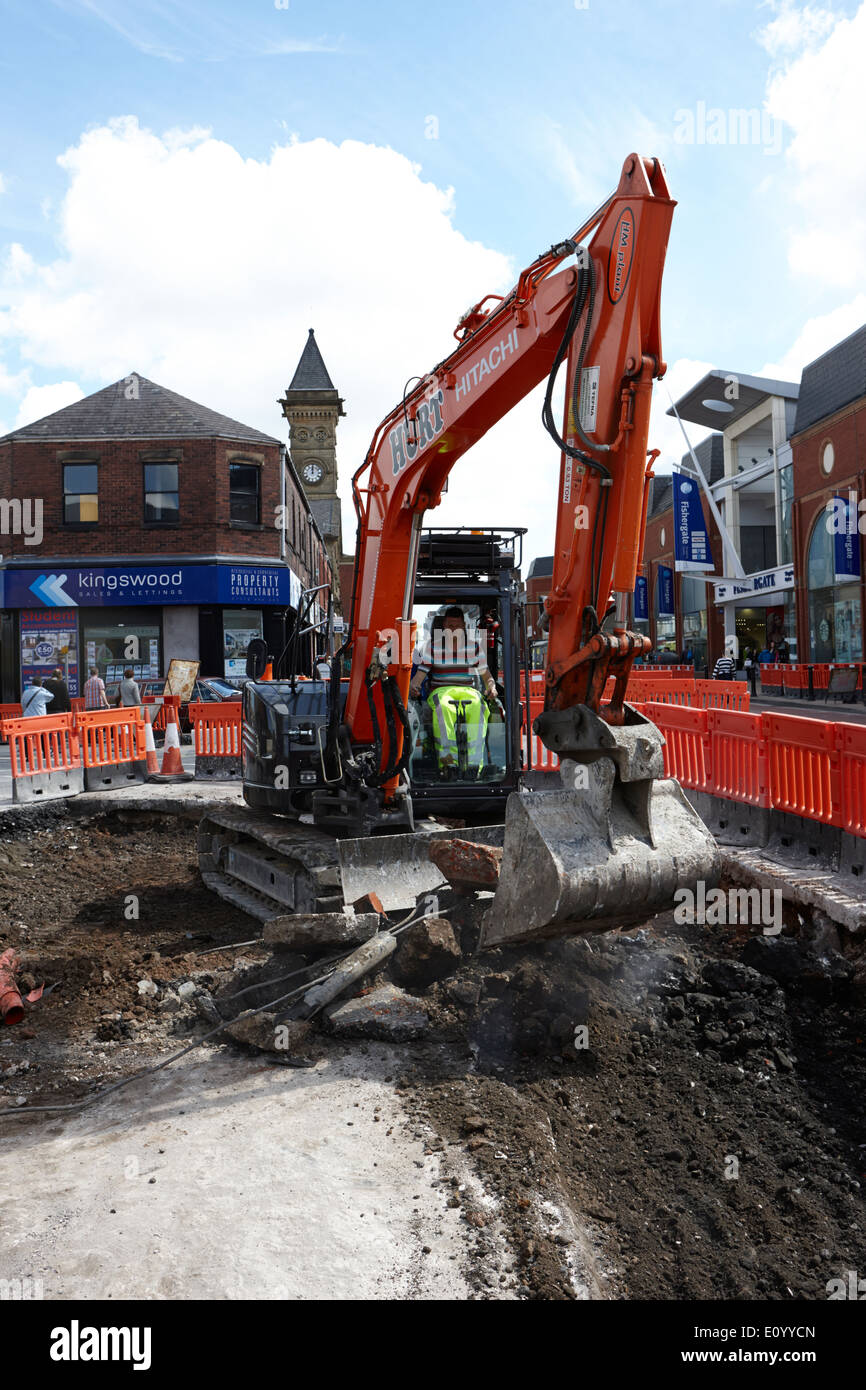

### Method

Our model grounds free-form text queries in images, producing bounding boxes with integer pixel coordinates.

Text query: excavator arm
[327,153,719,943]
[343,154,673,769]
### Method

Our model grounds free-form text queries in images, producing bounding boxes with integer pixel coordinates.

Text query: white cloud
[0,174,6,196]
[14,381,84,429]
[759,293,866,378]
[2,119,550,541]
[763,1,866,287]
[757,0,838,56]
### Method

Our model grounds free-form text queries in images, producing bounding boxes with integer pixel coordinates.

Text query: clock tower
[279,329,347,606]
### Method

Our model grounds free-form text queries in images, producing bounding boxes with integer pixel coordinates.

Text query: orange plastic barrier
[763,712,841,826]
[189,702,242,758]
[638,665,694,678]
[643,702,712,792]
[628,678,696,705]
[811,665,831,692]
[695,679,750,711]
[0,712,82,802]
[839,724,866,837]
[782,664,809,697]
[759,665,784,691]
[0,704,22,743]
[77,707,146,768]
[707,708,768,807]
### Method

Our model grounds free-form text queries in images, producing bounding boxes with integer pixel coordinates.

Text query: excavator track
[198,808,507,923]
[197,809,346,922]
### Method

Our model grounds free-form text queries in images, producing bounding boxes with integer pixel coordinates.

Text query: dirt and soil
[1,807,865,1301]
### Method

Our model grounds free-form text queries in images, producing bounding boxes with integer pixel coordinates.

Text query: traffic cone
[144,710,160,775]
[160,706,185,776]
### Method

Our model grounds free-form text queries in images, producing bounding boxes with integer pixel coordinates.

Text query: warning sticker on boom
[578,366,600,434]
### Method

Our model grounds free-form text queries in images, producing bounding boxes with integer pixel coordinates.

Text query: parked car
[104,677,228,734]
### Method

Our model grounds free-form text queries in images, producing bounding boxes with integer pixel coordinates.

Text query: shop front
[714,564,797,661]
[805,510,862,663]
[0,561,304,698]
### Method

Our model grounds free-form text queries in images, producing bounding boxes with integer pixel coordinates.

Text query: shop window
[83,612,161,683]
[807,515,862,662]
[779,464,793,566]
[230,464,260,525]
[63,463,98,525]
[144,462,179,524]
[224,608,263,678]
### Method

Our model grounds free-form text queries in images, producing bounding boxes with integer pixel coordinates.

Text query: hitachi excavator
[198,153,719,948]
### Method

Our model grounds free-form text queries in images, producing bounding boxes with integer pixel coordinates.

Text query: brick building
[791,325,866,664]
[525,555,553,664]
[0,373,329,700]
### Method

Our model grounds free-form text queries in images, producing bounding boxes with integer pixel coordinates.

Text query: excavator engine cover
[480,705,720,948]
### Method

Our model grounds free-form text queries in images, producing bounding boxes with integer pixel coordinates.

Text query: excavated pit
[0,805,864,1299]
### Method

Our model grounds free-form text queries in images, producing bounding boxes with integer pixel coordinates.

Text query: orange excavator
[199,153,719,946]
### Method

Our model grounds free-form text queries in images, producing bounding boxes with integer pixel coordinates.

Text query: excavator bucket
[338,825,504,914]
[479,707,720,949]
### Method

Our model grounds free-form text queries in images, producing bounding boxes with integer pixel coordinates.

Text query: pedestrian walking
[21,677,55,717]
[119,667,142,707]
[43,666,71,713]
[83,665,109,710]
[712,653,737,681]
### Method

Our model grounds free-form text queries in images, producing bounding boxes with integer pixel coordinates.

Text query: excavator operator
[409,607,503,778]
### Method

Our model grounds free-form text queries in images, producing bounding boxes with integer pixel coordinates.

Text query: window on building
[144,462,179,524]
[778,465,793,566]
[681,575,709,671]
[807,514,862,662]
[229,464,260,524]
[63,463,98,524]
[740,525,776,573]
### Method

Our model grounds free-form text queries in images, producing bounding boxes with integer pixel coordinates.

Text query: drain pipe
[0,949,24,1026]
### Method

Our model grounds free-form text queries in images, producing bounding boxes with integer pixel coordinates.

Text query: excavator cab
[403,528,524,817]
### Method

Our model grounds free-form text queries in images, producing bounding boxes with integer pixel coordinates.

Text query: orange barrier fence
[0,704,22,742]
[838,724,866,837]
[142,694,181,732]
[76,707,147,790]
[694,680,750,710]
[643,702,713,793]
[0,712,82,803]
[706,709,768,808]
[636,665,694,677]
[763,712,841,826]
[644,703,863,834]
[188,702,242,758]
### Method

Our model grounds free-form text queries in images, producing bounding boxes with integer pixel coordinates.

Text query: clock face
[303,462,323,485]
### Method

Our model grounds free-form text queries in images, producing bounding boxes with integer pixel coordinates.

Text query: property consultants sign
[2,562,303,610]
[672,471,713,572]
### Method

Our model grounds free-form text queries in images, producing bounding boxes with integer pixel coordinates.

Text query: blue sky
[1,0,864,558]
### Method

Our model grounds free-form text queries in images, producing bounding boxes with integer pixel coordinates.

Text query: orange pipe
[0,949,24,1026]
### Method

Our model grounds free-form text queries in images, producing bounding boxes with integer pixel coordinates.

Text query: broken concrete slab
[394,916,461,990]
[262,910,379,953]
[226,1013,312,1054]
[429,838,502,892]
[324,983,429,1041]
